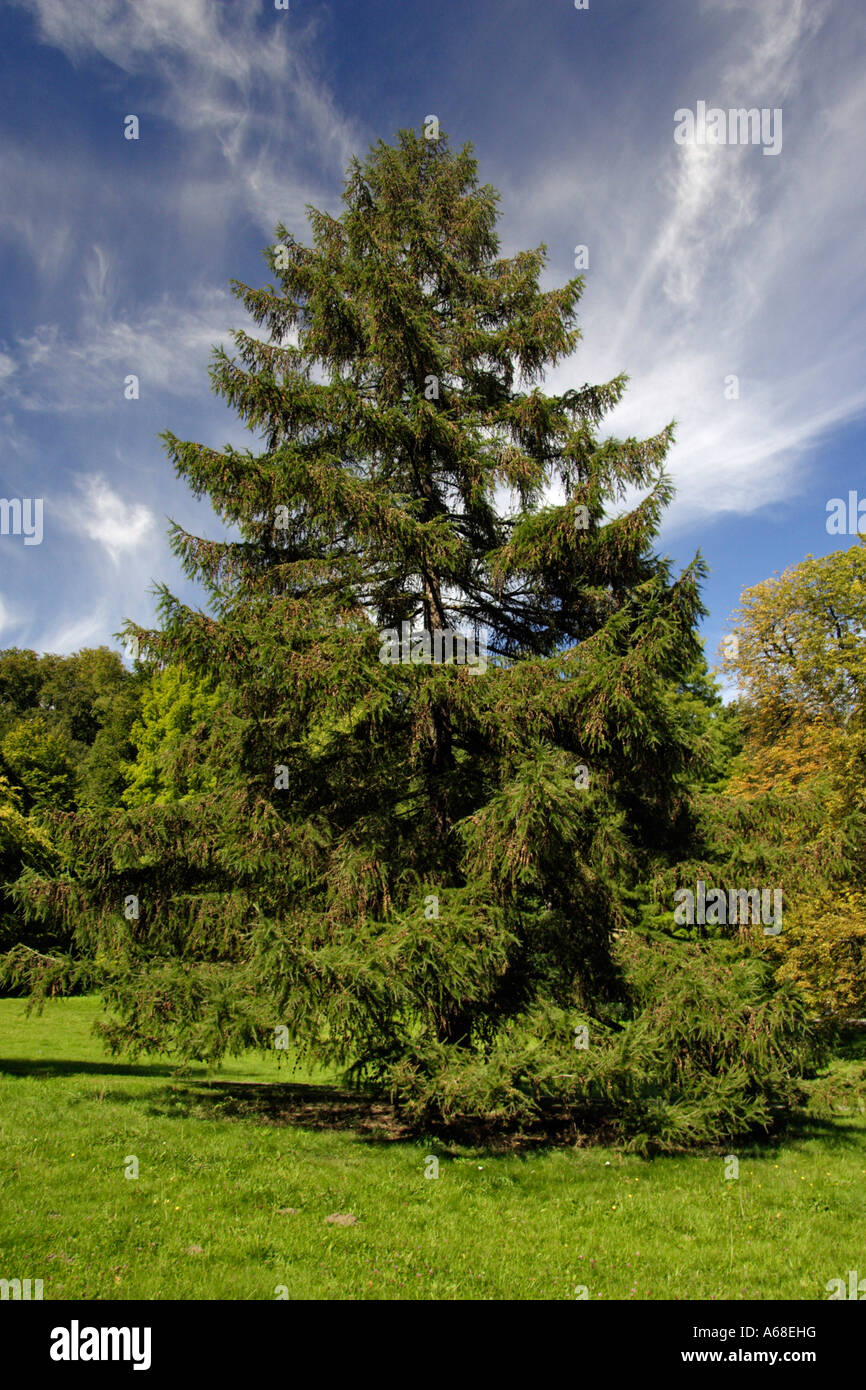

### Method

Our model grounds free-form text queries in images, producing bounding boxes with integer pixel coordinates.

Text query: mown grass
[0,996,864,1301]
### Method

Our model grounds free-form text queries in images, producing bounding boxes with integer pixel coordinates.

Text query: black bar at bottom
[4,1298,857,1376]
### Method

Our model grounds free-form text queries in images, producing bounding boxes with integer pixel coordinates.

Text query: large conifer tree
[18,130,708,1116]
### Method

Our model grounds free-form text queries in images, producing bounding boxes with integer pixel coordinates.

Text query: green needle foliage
[17,128,791,1143]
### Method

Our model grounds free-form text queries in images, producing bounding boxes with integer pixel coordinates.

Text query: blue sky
[1,0,864,689]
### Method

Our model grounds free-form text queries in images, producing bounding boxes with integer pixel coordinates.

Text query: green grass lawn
[1,996,864,1301]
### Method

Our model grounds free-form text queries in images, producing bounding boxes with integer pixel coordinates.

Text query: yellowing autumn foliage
[719,543,866,1020]
[772,890,866,1021]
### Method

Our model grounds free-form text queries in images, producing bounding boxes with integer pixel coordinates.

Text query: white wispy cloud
[68,474,155,563]
[499,0,865,532]
[0,273,240,413]
[38,602,113,655]
[0,142,76,283]
[15,0,361,232]
[1,1,366,427]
